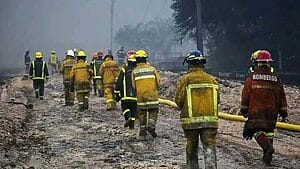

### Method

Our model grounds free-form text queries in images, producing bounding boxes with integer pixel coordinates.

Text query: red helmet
[97,51,104,58]
[256,50,273,62]
[127,50,136,56]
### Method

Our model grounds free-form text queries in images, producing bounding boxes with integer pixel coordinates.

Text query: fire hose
[158,98,300,132]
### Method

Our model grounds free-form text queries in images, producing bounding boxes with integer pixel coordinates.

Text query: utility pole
[196,0,203,52]
[110,0,116,53]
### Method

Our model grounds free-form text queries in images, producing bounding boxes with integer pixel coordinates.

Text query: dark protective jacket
[60,56,77,83]
[70,60,93,93]
[90,58,103,79]
[24,54,31,65]
[241,65,287,130]
[175,68,219,129]
[132,62,160,109]
[115,63,137,102]
[29,59,49,80]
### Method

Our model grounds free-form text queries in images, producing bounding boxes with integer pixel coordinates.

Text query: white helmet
[66,50,75,57]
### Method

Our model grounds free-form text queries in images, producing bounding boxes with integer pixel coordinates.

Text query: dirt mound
[0,77,33,150]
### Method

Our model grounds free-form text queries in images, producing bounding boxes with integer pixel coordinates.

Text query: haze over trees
[115,19,177,53]
[171,0,300,72]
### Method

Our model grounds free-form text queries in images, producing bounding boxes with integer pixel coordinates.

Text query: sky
[0,0,173,69]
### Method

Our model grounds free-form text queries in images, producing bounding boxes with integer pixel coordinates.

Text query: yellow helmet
[127,54,136,62]
[35,51,43,58]
[135,49,147,58]
[51,50,56,54]
[77,50,86,57]
[251,50,261,61]
[92,52,98,59]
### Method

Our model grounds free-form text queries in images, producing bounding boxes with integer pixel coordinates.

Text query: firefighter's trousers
[121,101,137,129]
[92,79,103,96]
[138,108,158,136]
[25,64,30,74]
[104,87,116,110]
[63,82,75,105]
[184,128,217,169]
[33,79,45,99]
[50,63,58,74]
[76,92,89,111]
[254,130,274,164]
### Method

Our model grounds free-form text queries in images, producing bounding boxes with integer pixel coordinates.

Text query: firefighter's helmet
[127,54,136,62]
[127,50,136,56]
[256,50,273,62]
[251,50,261,61]
[35,51,43,58]
[92,52,98,59]
[135,50,147,58]
[77,50,86,57]
[104,54,113,60]
[184,50,206,64]
[97,51,104,58]
[66,50,74,57]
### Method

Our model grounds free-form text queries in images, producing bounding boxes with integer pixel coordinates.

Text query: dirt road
[0,73,299,169]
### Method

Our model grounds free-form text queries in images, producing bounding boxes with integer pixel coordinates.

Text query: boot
[129,118,135,129]
[98,90,104,97]
[139,126,147,136]
[93,87,97,96]
[147,119,157,137]
[147,127,157,137]
[35,90,39,98]
[255,132,274,165]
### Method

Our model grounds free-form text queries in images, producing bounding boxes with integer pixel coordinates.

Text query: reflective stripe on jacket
[115,66,137,102]
[175,68,219,129]
[29,59,49,80]
[132,63,160,109]
[91,59,103,79]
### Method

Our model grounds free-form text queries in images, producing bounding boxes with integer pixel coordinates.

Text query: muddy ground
[0,72,299,169]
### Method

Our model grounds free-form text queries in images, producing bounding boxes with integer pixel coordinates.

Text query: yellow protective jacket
[132,63,160,109]
[70,60,93,93]
[99,58,119,88]
[175,68,219,129]
[60,56,77,83]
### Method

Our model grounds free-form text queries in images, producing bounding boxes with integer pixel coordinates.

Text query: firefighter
[99,54,119,110]
[241,50,287,165]
[132,49,160,138]
[115,50,137,129]
[70,50,93,111]
[60,50,77,106]
[48,50,58,74]
[175,50,219,169]
[90,51,104,97]
[29,51,50,100]
[24,49,31,74]
[116,46,126,66]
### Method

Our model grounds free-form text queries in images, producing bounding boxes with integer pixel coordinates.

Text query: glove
[240,108,248,118]
[243,120,254,140]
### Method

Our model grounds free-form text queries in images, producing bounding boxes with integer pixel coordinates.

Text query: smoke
[0,0,172,70]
